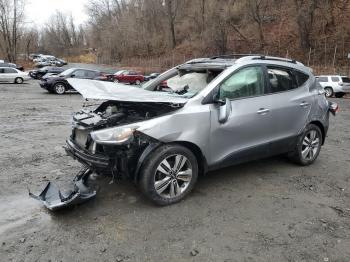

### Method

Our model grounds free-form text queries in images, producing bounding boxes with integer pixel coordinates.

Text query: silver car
[32,55,338,210]
[0,67,30,84]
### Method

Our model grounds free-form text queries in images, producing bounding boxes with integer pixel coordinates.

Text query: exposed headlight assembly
[90,126,138,145]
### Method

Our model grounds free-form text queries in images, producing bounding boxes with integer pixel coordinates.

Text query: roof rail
[210,53,264,59]
[252,56,297,64]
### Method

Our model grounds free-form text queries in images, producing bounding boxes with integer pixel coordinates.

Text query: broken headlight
[90,126,138,145]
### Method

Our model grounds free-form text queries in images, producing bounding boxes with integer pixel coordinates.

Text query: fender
[133,142,162,183]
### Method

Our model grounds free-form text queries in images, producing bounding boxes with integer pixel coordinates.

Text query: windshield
[114,70,126,76]
[59,68,75,76]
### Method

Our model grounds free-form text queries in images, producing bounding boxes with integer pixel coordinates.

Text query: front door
[208,65,275,169]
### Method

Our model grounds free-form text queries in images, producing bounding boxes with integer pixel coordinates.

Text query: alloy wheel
[154,154,193,199]
[301,130,320,161]
[55,84,65,94]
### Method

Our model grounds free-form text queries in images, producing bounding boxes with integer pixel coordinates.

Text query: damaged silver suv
[32,55,338,210]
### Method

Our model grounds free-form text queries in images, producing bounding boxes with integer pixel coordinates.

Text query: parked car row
[29,54,67,68]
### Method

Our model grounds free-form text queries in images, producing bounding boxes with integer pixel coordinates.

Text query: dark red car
[113,70,145,85]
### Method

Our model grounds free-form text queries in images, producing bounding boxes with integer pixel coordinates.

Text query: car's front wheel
[289,124,322,166]
[139,144,198,205]
[135,79,141,85]
[54,83,66,94]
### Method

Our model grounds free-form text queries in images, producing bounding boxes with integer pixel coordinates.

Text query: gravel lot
[0,80,350,262]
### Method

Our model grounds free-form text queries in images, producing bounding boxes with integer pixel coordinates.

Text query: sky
[26,0,89,26]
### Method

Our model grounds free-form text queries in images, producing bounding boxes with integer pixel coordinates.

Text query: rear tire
[335,92,345,98]
[289,124,322,166]
[324,87,333,97]
[139,144,198,206]
[54,83,66,95]
[14,77,24,84]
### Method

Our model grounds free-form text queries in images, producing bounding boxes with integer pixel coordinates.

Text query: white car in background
[0,67,31,84]
[316,75,350,98]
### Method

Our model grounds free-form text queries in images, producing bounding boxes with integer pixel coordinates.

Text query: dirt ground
[0,80,350,262]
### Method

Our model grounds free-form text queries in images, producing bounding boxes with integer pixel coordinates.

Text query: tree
[0,0,25,62]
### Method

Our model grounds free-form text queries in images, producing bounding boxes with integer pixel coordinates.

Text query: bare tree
[246,0,269,50]
[0,0,25,62]
[164,0,179,49]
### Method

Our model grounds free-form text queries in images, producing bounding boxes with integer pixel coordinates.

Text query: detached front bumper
[64,139,110,169]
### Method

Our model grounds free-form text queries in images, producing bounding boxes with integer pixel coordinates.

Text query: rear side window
[294,70,309,86]
[219,66,265,100]
[4,68,17,73]
[86,71,98,78]
[317,77,328,82]
[267,66,297,93]
[331,77,340,82]
[342,77,350,83]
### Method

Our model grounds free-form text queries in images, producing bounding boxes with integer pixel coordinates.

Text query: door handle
[257,108,270,115]
[300,101,310,108]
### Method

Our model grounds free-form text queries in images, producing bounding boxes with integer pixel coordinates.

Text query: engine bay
[73,100,182,129]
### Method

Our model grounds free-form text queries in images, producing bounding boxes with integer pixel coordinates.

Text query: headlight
[90,126,138,145]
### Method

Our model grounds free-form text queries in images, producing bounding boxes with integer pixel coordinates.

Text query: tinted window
[73,70,86,78]
[4,68,17,73]
[317,77,328,82]
[129,71,137,75]
[219,66,265,100]
[0,69,4,73]
[294,70,309,86]
[267,67,297,93]
[86,71,98,78]
[341,77,350,83]
[331,77,340,82]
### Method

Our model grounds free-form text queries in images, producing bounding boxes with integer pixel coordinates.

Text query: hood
[67,78,189,104]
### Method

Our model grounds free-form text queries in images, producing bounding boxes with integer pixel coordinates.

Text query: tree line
[1,0,350,66]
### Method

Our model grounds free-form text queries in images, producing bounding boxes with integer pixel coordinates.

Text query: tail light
[329,101,339,116]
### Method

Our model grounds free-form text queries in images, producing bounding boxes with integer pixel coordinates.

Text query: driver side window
[219,66,265,100]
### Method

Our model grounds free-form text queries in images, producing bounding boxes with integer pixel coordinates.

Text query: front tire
[135,79,141,85]
[289,124,322,166]
[139,144,198,206]
[14,77,24,84]
[54,83,66,95]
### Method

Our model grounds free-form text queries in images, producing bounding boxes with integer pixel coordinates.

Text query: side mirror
[70,74,75,78]
[218,98,231,124]
[212,93,226,106]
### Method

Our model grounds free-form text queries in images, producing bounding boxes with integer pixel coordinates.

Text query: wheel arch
[133,140,208,183]
[309,120,326,145]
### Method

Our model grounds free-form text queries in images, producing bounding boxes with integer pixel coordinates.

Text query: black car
[0,62,24,71]
[29,66,65,79]
[144,73,160,81]
[40,68,102,94]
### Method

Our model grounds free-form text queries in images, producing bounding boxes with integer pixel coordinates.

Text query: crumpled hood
[67,78,188,104]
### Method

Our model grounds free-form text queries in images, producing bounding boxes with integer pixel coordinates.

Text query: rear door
[3,68,17,82]
[264,66,313,153]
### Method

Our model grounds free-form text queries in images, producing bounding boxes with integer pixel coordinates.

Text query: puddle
[0,195,51,237]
